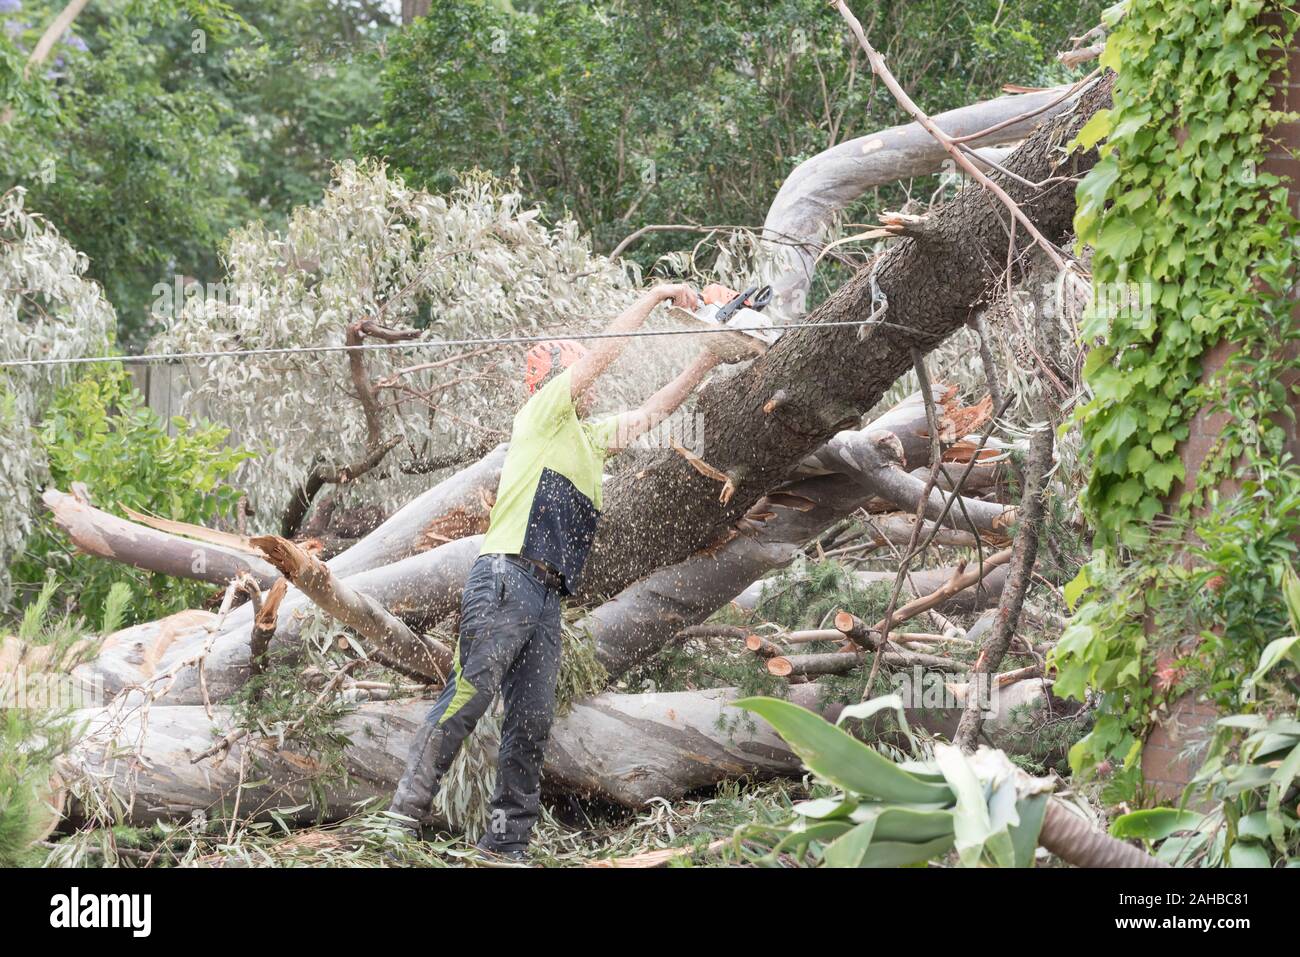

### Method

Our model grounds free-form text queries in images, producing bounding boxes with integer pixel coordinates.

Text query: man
[388,281,722,860]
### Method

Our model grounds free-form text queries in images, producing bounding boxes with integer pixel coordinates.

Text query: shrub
[11,363,250,626]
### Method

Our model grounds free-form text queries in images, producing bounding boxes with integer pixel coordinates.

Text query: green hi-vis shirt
[479,368,620,593]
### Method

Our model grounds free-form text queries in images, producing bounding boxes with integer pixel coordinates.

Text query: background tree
[364,0,1101,300]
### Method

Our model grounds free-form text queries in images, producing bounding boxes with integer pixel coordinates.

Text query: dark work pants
[389,553,562,851]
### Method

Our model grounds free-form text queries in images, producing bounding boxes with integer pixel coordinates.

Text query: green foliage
[11,363,249,626]
[1058,0,1300,787]
[1109,627,1300,867]
[365,0,1101,278]
[729,696,1053,867]
[0,1,390,344]
[556,617,609,711]
[0,582,88,867]
[756,558,892,631]
[226,658,354,822]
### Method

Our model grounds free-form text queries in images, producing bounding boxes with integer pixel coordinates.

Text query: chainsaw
[666,283,778,363]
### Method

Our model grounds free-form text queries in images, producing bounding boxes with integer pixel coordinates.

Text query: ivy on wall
[1052,0,1300,793]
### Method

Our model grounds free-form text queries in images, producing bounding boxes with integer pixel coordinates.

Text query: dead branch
[867,550,1014,637]
[767,648,960,678]
[1058,43,1105,68]
[281,435,403,538]
[248,577,288,682]
[954,419,1054,751]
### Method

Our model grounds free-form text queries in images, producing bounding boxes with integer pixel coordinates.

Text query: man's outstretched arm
[608,348,721,451]
[568,283,698,400]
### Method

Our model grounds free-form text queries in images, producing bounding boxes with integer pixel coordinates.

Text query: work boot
[388,721,445,832]
[474,834,530,865]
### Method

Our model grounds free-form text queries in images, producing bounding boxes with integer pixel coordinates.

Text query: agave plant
[732,695,1055,867]
[1109,625,1300,868]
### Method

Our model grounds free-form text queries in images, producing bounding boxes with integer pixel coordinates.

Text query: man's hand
[652,283,699,312]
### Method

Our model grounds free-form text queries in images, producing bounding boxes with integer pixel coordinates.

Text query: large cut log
[58,685,829,824]
[57,678,1056,826]
[578,75,1111,605]
[762,85,1078,316]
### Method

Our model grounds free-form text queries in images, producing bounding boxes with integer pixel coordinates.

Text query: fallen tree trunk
[579,75,1111,605]
[58,685,829,824]
[71,535,482,703]
[811,428,1016,542]
[57,678,1057,826]
[860,512,980,549]
[585,473,869,678]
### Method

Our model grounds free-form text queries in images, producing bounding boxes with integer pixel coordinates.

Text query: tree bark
[56,678,1059,827]
[58,685,831,824]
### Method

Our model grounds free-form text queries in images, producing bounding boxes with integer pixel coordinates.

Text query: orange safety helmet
[524,338,588,395]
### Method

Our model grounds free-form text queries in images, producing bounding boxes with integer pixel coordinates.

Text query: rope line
[0,317,891,369]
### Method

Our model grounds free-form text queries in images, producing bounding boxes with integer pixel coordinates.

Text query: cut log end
[766,656,794,677]
[744,634,785,659]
